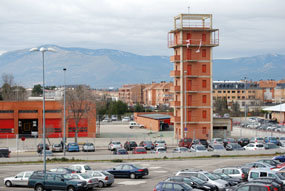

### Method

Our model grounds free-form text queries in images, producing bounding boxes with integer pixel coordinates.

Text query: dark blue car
[273,155,285,162]
[107,164,148,179]
[154,181,193,191]
[67,143,80,152]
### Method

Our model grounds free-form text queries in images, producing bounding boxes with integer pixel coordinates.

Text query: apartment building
[168,14,219,140]
[143,82,173,107]
[118,84,146,106]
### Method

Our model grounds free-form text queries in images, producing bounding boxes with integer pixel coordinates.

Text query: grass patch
[111,159,123,163]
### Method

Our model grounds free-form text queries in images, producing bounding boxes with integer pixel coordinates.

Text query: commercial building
[263,103,285,125]
[0,101,96,138]
[168,13,219,140]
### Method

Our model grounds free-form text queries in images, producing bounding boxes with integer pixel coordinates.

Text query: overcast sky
[0,0,284,58]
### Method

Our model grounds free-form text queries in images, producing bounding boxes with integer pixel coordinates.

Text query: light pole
[30,47,55,179]
[242,77,247,137]
[63,68,66,156]
[184,70,187,139]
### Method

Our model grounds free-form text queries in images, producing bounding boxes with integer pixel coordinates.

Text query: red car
[178,138,193,148]
[132,147,147,154]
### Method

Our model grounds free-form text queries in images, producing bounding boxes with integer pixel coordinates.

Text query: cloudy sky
[0,0,284,58]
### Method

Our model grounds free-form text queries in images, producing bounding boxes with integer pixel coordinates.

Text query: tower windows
[202,95,206,103]
[202,110,207,119]
[202,64,206,73]
[202,49,206,57]
[202,80,207,88]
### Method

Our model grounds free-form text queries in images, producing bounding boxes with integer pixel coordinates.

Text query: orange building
[143,82,173,107]
[168,14,219,140]
[0,101,96,138]
[118,84,146,106]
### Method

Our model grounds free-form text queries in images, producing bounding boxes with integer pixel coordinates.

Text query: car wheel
[5,180,12,187]
[67,186,75,191]
[98,181,105,188]
[35,184,44,191]
[130,173,136,179]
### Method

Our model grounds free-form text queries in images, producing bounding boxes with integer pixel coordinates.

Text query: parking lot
[0,156,265,191]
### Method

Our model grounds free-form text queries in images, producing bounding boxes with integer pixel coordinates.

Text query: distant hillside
[0,45,284,88]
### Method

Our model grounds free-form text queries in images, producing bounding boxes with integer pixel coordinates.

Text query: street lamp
[30,47,55,178]
[63,68,66,156]
[184,70,187,139]
[241,77,247,137]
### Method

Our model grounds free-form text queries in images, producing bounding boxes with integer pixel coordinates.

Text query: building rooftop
[263,103,285,112]
[139,114,171,120]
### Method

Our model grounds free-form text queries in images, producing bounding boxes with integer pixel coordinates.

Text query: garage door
[0,119,14,138]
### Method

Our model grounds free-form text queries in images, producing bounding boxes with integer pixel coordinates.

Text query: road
[0,156,268,191]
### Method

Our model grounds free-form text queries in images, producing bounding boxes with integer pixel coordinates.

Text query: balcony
[171,116,181,123]
[170,85,180,92]
[170,55,180,62]
[170,70,180,77]
[170,101,181,107]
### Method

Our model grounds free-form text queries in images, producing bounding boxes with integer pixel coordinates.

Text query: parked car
[122,116,130,122]
[243,162,275,169]
[171,175,216,191]
[190,144,208,152]
[211,138,224,145]
[124,141,137,151]
[257,159,285,169]
[154,181,193,191]
[225,143,245,151]
[213,172,241,186]
[50,167,80,174]
[279,137,285,146]
[273,155,285,162]
[231,182,278,191]
[213,167,249,181]
[107,164,149,179]
[264,137,280,145]
[193,139,209,148]
[67,143,80,152]
[238,138,250,147]
[243,143,265,151]
[82,143,95,152]
[208,144,226,152]
[87,170,114,188]
[139,140,154,150]
[176,169,229,191]
[132,147,147,154]
[154,140,167,149]
[249,178,283,191]
[113,148,128,155]
[264,143,280,150]
[108,141,122,151]
[4,171,34,187]
[69,164,92,173]
[178,138,193,148]
[39,150,53,157]
[102,118,111,122]
[52,144,63,152]
[69,173,98,189]
[223,138,237,147]
[0,147,11,158]
[28,171,87,191]
[172,147,189,153]
[250,137,264,144]
[37,143,49,153]
[151,147,167,154]
[248,168,285,184]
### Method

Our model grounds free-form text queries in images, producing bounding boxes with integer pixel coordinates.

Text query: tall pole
[184,70,187,139]
[41,51,46,175]
[243,77,247,137]
[63,68,66,156]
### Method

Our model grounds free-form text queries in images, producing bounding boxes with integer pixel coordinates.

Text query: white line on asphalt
[152,170,168,173]
[149,166,161,169]
[118,180,146,185]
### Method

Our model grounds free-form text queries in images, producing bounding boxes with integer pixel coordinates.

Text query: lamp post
[184,70,187,139]
[63,68,66,156]
[241,77,247,137]
[30,47,55,179]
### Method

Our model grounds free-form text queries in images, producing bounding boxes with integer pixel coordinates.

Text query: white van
[248,168,285,183]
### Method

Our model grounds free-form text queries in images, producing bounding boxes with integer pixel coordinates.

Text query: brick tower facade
[168,14,219,140]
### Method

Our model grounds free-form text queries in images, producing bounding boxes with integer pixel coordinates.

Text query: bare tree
[1,73,27,101]
[66,85,96,143]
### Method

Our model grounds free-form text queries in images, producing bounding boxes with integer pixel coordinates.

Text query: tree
[1,73,26,101]
[213,97,229,115]
[32,84,43,96]
[66,85,96,143]
[134,103,144,112]
[231,101,241,117]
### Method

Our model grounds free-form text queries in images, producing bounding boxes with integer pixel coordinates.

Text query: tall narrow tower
[168,14,219,140]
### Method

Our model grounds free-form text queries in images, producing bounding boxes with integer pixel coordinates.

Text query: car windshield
[256,144,264,148]
[136,148,146,152]
[180,147,188,151]
[269,137,277,140]
[213,145,224,149]
[276,173,285,180]
[280,137,285,140]
[190,176,206,184]
[118,149,127,153]
[54,144,61,147]
[158,148,166,151]
[70,143,77,146]
[215,138,223,142]
[216,173,230,178]
[84,165,92,170]
[80,174,92,179]
[145,141,152,145]
[101,171,111,176]
[84,143,93,146]
[156,140,165,143]
[204,172,219,180]
[113,142,121,145]
[232,144,242,149]
[268,144,278,148]
[197,145,206,150]
[182,183,192,189]
[257,138,264,140]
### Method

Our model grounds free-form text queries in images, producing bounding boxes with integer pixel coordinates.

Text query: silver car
[70,173,98,189]
[154,140,167,149]
[87,170,114,188]
[82,143,95,152]
[4,171,33,187]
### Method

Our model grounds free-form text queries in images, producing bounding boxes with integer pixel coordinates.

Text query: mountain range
[0,45,284,88]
